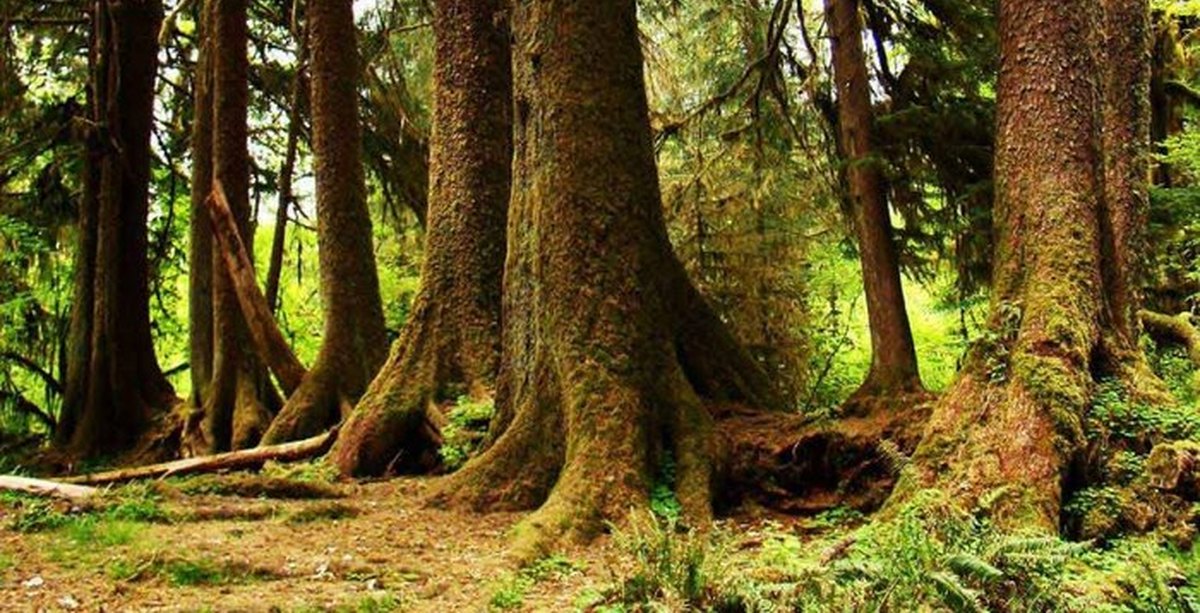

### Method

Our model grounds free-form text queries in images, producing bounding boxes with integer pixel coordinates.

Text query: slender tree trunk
[328,0,512,473]
[265,30,307,315]
[189,0,214,408]
[826,0,923,402]
[58,0,176,457]
[198,0,276,452]
[426,0,781,558]
[261,0,388,444]
[887,0,1165,531]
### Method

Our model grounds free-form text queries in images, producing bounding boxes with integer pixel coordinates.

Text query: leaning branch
[207,181,308,396]
[61,429,336,485]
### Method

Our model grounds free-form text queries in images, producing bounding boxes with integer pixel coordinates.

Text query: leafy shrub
[439,395,495,471]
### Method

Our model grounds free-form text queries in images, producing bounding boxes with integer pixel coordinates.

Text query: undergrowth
[439,395,495,471]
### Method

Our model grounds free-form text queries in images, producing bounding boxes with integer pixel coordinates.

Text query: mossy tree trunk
[426,0,781,558]
[888,0,1164,530]
[58,0,176,457]
[826,0,923,403]
[261,0,388,444]
[194,0,278,453]
[328,0,513,475]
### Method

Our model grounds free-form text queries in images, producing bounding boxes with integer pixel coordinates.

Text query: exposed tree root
[718,397,932,515]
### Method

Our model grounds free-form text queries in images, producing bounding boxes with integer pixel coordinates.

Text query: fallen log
[60,429,336,486]
[0,476,98,501]
[207,181,308,396]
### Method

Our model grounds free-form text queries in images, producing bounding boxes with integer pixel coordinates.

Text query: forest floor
[0,472,812,612]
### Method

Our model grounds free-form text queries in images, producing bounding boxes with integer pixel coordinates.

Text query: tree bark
[58,0,177,457]
[826,0,923,402]
[207,182,307,396]
[188,0,215,410]
[887,0,1165,531]
[425,0,781,558]
[328,0,512,474]
[196,0,277,453]
[260,0,388,445]
[264,28,307,315]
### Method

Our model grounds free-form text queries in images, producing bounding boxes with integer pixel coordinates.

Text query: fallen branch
[207,181,307,396]
[0,476,97,502]
[61,429,336,486]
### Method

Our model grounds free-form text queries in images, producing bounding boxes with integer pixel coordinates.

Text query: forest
[1,0,1200,610]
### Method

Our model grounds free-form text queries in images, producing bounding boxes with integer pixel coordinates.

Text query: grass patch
[107,554,279,586]
[283,501,358,524]
[488,554,581,610]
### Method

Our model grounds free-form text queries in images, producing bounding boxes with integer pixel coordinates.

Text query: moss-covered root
[886,368,1074,533]
[1147,441,1200,498]
[326,355,442,477]
[260,364,343,446]
[428,361,719,560]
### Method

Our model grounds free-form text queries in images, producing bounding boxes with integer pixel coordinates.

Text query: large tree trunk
[826,0,923,402]
[887,0,1164,531]
[260,0,388,444]
[58,0,176,457]
[196,0,277,453]
[328,0,512,475]
[425,0,781,558]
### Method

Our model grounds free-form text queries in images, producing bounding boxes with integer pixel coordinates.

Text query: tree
[188,0,214,412]
[260,0,388,444]
[192,0,277,452]
[826,0,923,402]
[888,0,1164,530]
[57,0,175,456]
[426,0,780,557]
[329,0,512,474]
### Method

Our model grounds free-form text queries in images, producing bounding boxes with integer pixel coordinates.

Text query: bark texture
[827,0,922,402]
[261,0,388,444]
[329,0,512,474]
[426,0,780,557]
[188,0,214,408]
[58,0,176,457]
[196,0,277,453]
[888,0,1163,530]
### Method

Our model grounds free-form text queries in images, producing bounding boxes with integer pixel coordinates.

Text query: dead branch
[0,475,97,501]
[61,429,336,486]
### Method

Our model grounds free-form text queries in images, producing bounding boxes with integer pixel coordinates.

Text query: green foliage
[2,482,166,533]
[594,513,738,611]
[438,395,495,471]
[488,554,581,610]
[594,491,1200,611]
[1087,380,1200,444]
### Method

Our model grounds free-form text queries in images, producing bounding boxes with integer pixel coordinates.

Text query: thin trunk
[427,0,780,558]
[261,0,387,444]
[328,0,512,473]
[888,0,1165,530]
[189,0,214,408]
[826,0,922,401]
[265,30,307,314]
[59,0,176,457]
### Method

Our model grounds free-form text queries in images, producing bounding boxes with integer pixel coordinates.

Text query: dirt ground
[0,478,636,612]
